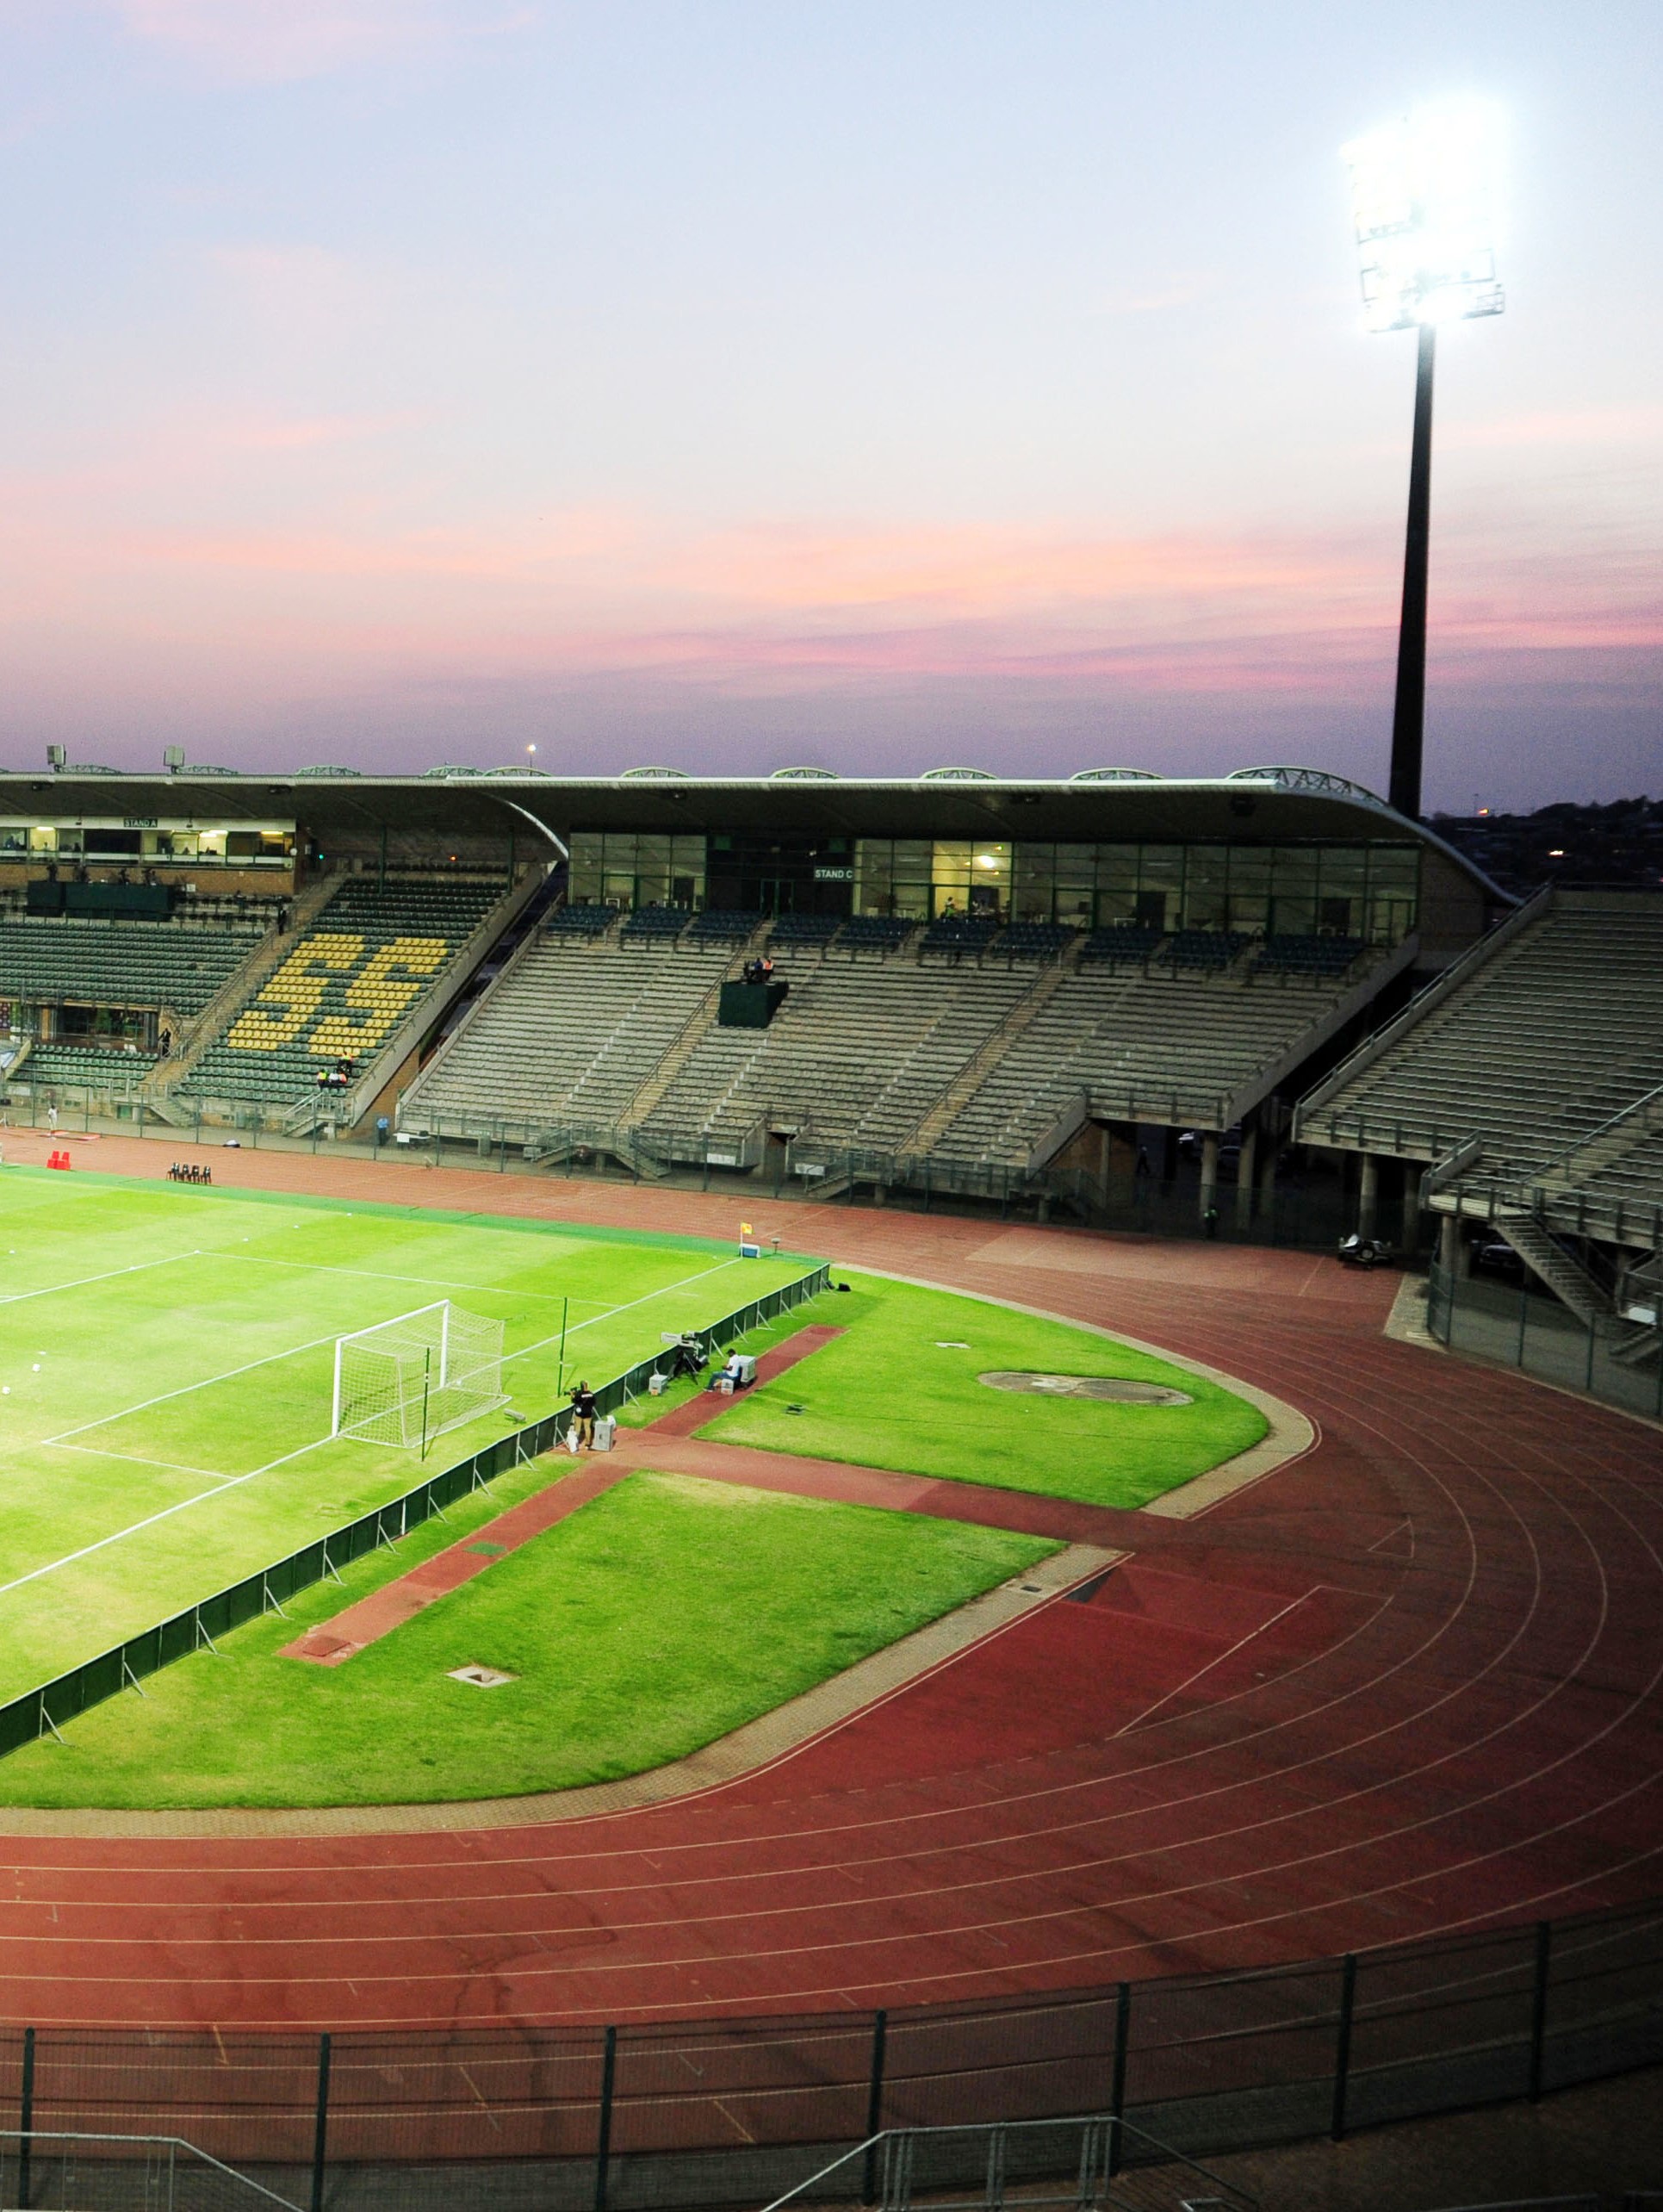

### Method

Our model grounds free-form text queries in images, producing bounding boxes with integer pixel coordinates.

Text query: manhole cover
[448,1665,517,1688]
[978,1370,1192,1407]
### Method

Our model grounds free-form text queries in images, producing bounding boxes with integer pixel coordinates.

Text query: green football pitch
[0,1169,813,1699]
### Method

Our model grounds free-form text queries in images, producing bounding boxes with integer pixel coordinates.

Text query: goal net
[332,1301,506,1451]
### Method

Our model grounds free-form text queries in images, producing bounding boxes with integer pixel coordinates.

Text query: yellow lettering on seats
[226,935,363,1052]
[308,936,449,1059]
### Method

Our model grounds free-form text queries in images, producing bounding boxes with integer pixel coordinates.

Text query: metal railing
[756,2114,1256,2212]
[0,2126,301,2212]
[0,1899,1654,2211]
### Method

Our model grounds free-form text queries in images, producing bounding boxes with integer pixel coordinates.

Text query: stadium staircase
[1490,1216,1612,1327]
[635,939,1037,1165]
[398,920,738,1146]
[616,922,772,1138]
[140,878,338,1118]
[172,873,523,1123]
[895,938,1080,1156]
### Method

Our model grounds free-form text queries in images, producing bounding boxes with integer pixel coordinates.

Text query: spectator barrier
[1426,1259,1663,1423]
[0,1900,1654,2211]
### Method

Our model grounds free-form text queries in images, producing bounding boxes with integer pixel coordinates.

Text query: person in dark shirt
[568,1380,598,1450]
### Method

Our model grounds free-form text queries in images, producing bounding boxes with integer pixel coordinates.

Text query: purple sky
[0,2,1658,808]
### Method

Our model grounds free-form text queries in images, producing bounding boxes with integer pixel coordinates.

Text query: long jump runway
[0,1138,1660,2029]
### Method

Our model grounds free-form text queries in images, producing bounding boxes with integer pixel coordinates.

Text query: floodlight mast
[1344,103,1504,820]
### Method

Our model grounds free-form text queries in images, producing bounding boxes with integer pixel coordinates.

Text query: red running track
[1,1137,1661,2031]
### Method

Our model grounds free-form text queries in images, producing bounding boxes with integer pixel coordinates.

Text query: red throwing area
[1,1139,1660,2034]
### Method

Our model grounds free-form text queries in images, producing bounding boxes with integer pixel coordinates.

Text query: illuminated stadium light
[1343,101,1505,332]
[1346,100,1507,824]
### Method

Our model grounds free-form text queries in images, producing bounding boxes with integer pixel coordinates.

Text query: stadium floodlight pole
[1344,101,1505,820]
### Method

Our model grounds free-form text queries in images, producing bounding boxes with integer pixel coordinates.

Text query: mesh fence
[1427,1261,1663,1423]
[0,1900,1655,2209]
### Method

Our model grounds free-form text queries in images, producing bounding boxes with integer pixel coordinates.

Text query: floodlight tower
[1344,103,1505,818]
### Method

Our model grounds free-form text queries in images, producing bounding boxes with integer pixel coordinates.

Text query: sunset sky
[0,1,1657,807]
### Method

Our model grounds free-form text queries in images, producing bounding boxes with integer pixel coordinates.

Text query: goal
[332,1302,506,1451]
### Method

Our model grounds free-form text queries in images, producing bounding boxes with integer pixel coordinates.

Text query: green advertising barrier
[0,1258,831,1760]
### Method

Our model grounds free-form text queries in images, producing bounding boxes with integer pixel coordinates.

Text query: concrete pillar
[1258,1140,1278,1214]
[1200,1133,1219,1225]
[1235,1123,1257,1227]
[1359,1153,1380,1239]
[1437,1214,1460,1274]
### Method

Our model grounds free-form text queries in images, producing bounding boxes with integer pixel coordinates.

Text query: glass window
[965,840,1010,916]
[1011,845,1055,923]
[1139,847,1184,934]
[1182,848,1230,930]
[1226,847,1272,935]
[1269,847,1318,936]
[1365,844,1419,942]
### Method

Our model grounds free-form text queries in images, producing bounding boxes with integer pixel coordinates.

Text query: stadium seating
[835,915,915,953]
[1297,890,1663,1177]
[1166,929,1249,971]
[920,913,1001,958]
[765,912,842,948]
[544,903,617,937]
[1251,934,1363,980]
[991,922,1077,960]
[14,1042,159,1090]
[639,957,1035,1159]
[930,958,1381,1169]
[402,933,735,1129]
[180,875,502,1109]
[0,914,267,1019]
[621,904,694,940]
[1079,924,1165,966]
[686,909,760,944]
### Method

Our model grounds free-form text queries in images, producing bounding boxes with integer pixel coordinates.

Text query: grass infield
[697,1273,1266,1507]
[0,1471,1056,1808]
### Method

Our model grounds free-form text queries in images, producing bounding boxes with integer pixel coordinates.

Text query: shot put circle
[978,1370,1193,1407]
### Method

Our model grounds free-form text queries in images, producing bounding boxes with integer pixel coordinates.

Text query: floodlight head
[1344,100,1505,332]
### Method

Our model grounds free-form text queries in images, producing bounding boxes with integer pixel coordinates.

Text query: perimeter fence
[0,1258,831,1761]
[0,1899,1657,2211]
[1426,1259,1663,1423]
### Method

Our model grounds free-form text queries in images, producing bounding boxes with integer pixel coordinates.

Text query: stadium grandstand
[1296,882,1663,1389]
[3,767,1492,1190]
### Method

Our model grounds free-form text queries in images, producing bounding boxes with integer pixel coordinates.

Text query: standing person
[568,1379,598,1451]
[46,1103,58,1134]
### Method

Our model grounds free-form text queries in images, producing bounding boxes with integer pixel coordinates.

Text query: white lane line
[0,1252,195,1309]
[1113,1592,1316,1737]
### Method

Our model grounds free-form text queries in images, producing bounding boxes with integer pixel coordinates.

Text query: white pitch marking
[224,1252,611,1308]
[0,1252,191,1309]
[503,1256,751,1364]
[0,1253,763,1600]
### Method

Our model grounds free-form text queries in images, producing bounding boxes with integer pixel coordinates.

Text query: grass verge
[697,1273,1266,1508]
[0,1470,1055,1809]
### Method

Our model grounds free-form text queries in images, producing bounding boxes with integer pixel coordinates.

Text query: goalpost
[332,1301,506,1452]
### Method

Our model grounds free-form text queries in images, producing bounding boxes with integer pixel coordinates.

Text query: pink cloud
[103,0,535,83]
